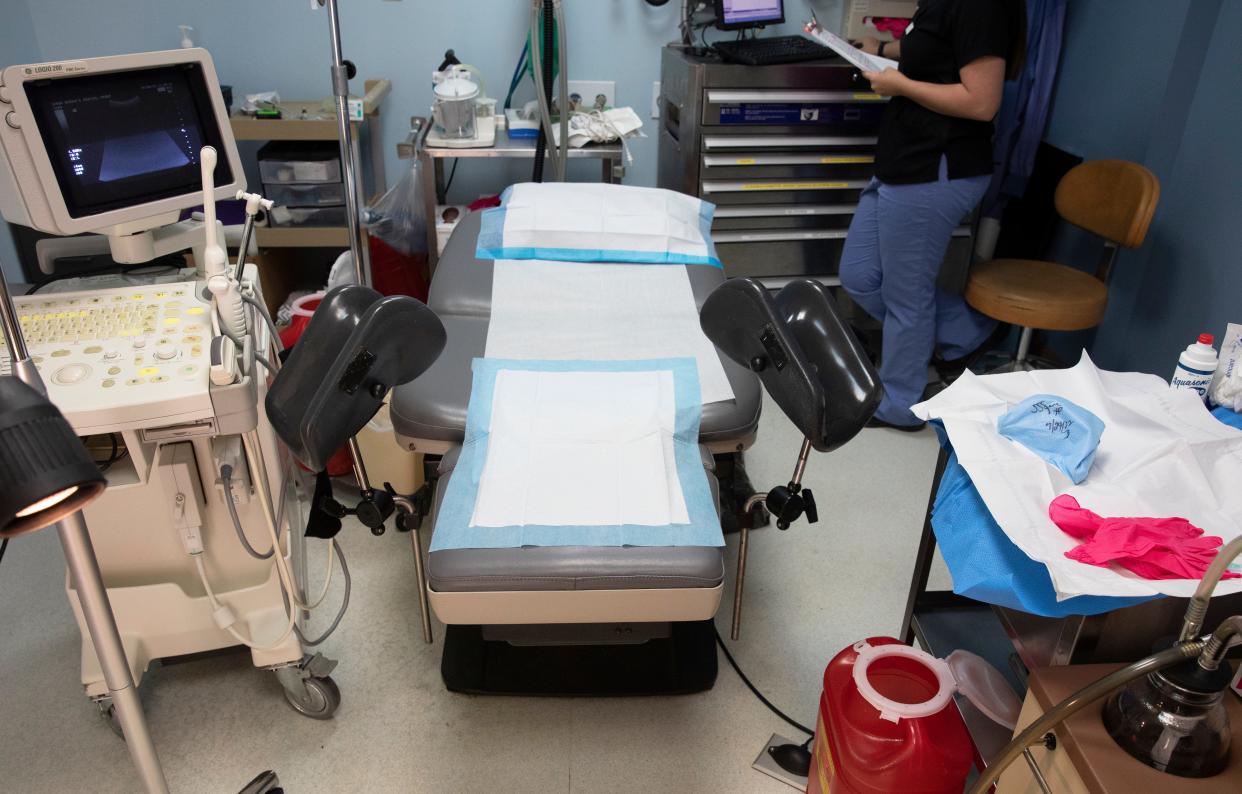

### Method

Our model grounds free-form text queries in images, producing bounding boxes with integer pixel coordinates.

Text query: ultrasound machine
[0,49,344,728]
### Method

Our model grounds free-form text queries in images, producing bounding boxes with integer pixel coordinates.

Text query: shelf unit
[228,79,391,250]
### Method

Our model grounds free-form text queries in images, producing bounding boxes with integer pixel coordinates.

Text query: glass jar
[1103,666,1231,778]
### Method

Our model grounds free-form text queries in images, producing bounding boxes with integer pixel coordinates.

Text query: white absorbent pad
[476,182,720,267]
[484,258,735,404]
[912,353,1242,600]
[429,358,723,551]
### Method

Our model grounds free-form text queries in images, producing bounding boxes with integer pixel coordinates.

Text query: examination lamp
[0,378,106,537]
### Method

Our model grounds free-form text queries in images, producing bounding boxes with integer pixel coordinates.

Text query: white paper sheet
[805,25,899,72]
[470,369,689,528]
[912,354,1242,600]
[485,259,736,404]
[497,182,713,262]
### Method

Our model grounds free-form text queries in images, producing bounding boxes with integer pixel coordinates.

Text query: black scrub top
[873,0,1013,185]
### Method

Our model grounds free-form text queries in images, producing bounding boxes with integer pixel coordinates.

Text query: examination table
[387,211,763,693]
[268,207,879,696]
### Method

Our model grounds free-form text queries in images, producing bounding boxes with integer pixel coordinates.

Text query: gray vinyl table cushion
[390,209,761,446]
[428,446,726,593]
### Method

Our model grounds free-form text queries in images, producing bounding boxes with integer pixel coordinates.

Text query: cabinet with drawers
[657,46,974,288]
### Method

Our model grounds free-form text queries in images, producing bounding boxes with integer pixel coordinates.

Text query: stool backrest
[1054,160,1160,249]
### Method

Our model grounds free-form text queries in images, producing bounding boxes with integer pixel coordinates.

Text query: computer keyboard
[713,35,836,66]
[0,281,217,434]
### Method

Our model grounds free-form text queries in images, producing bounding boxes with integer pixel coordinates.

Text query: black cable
[0,538,8,569]
[531,0,554,182]
[95,433,120,473]
[443,159,459,196]
[714,623,813,736]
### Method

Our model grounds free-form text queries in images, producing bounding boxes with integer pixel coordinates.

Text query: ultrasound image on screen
[26,63,230,218]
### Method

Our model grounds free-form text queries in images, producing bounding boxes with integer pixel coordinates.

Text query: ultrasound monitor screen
[24,62,231,219]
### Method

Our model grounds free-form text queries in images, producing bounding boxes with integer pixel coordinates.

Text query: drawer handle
[702,135,879,150]
[715,230,850,244]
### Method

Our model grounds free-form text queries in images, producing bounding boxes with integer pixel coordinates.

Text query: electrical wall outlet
[566,80,616,112]
[651,81,661,119]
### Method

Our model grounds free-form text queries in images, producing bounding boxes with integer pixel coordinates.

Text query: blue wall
[0,1,43,281]
[1042,0,1240,376]
[0,0,841,278]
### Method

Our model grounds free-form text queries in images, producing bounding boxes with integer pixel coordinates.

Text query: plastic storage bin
[257,141,342,183]
[264,182,345,207]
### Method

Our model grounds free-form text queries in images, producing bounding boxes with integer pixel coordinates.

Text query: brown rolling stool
[965,159,1160,370]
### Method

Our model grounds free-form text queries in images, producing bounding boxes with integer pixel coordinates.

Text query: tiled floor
[0,394,949,793]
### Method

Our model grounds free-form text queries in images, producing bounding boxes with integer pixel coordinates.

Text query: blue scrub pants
[840,159,995,427]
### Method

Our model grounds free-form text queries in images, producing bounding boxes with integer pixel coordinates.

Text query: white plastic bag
[362,162,427,257]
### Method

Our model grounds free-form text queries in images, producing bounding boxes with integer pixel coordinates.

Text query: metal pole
[731,493,768,641]
[731,524,749,641]
[409,527,434,643]
[0,270,168,793]
[789,437,813,487]
[322,0,380,492]
[0,266,41,390]
[59,513,170,794]
[347,436,371,491]
[393,494,434,644]
[324,0,370,286]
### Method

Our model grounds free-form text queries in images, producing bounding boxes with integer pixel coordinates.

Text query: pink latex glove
[1048,495,1240,581]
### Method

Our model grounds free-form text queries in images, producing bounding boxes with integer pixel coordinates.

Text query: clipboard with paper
[803,12,899,72]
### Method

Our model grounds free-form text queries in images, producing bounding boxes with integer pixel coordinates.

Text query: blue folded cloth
[997,394,1105,484]
[932,447,1151,617]
[1213,404,1242,431]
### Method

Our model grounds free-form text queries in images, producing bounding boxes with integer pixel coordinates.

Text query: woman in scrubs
[841,0,1026,430]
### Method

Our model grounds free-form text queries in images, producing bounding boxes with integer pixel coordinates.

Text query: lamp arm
[0,262,46,395]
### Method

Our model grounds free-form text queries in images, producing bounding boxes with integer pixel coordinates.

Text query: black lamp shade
[0,377,106,537]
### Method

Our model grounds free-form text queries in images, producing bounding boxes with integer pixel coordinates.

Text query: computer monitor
[715,0,785,30]
[0,49,243,244]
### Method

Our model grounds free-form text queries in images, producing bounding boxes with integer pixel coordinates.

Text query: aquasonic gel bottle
[1171,333,1218,402]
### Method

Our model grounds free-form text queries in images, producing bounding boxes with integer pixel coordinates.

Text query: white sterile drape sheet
[476,182,720,267]
[471,368,689,528]
[912,353,1242,600]
[484,259,735,404]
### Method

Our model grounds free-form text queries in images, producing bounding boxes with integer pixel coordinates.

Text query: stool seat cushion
[965,259,1108,332]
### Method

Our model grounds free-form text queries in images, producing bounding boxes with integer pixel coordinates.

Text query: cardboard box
[842,0,918,40]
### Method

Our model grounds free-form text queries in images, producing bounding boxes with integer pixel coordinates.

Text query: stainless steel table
[397,117,624,270]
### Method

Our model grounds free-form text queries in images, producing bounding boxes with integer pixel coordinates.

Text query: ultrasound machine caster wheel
[281,675,341,720]
[95,698,126,739]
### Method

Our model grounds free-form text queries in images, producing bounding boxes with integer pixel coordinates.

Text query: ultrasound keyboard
[1,281,217,434]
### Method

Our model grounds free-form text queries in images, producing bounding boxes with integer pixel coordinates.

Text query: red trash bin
[807,637,974,794]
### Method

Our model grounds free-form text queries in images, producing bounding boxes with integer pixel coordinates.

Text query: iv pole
[322,0,371,287]
[0,273,170,794]
[319,0,379,491]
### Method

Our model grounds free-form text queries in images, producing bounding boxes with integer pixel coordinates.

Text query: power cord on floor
[0,538,8,570]
[714,623,813,736]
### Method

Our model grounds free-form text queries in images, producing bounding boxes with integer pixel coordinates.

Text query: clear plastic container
[267,206,347,228]
[257,141,342,184]
[263,182,345,208]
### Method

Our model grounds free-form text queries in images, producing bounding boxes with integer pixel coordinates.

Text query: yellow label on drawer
[820,156,875,164]
[741,182,851,191]
[734,158,756,165]
[853,93,884,100]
